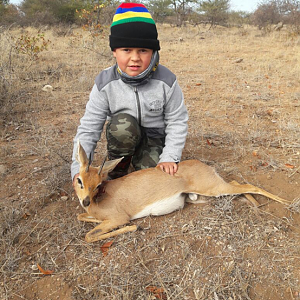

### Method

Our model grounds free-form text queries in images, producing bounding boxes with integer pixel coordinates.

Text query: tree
[0,0,9,15]
[19,0,116,25]
[51,0,85,23]
[170,0,198,26]
[19,0,87,24]
[276,0,300,30]
[147,0,173,23]
[252,1,281,28]
[0,0,19,24]
[252,0,300,30]
[228,10,251,27]
[198,0,230,28]
[78,0,114,25]
[20,0,56,24]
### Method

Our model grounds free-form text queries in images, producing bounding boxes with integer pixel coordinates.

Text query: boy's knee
[106,113,141,156]
[108,113,139,133]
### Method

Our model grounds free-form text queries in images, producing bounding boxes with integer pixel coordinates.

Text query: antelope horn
[98,155,107,175]
[85,153,92,173]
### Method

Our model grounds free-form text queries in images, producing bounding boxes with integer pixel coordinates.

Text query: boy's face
[113,48,153,77]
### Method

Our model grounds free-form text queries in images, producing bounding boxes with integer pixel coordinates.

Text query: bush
[0,3,19,25]
[252,2,281,28]
[252,0,300,33]
[14,33,51,60]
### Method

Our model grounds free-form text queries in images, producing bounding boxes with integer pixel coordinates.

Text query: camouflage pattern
[106,113,165,178]
[132,135,164,170]
[106,113,141,157]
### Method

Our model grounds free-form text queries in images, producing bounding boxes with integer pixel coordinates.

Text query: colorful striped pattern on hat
[111,3,155,27]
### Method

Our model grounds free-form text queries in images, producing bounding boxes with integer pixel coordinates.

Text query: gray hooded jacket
[71,64,188,179]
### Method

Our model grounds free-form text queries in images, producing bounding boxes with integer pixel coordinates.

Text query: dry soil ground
[0,24,300,300]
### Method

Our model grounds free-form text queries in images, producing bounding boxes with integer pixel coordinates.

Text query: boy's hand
[157,162,178,176]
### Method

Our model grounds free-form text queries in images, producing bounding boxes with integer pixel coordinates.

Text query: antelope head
[74,141,123,210]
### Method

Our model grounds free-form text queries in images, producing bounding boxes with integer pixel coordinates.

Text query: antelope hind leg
[229,181,290,205]
[230,181,260,207]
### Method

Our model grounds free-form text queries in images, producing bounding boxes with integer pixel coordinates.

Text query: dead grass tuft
[288,198,300,214]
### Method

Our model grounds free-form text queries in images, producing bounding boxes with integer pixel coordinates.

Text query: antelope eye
[93,183,102,193]
[94,182,105,193]
[77,178,83,189]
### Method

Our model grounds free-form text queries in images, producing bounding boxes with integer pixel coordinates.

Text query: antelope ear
[76,140,89,167]
[99,157,124,175]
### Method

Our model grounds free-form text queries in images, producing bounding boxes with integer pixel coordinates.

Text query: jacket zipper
[134,86,142,126]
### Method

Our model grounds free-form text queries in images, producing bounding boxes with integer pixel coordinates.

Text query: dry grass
[0,24,299,300]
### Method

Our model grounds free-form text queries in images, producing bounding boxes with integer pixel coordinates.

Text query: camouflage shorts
[106,113,165,176]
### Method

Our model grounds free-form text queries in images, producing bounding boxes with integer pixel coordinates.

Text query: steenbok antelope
[74,141,290,242]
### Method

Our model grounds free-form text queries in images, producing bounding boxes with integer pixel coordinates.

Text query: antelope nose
[82,196,90,207]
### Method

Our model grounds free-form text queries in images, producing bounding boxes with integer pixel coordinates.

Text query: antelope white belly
[131,193,185,220]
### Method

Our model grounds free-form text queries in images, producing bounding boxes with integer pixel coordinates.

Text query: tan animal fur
[74,141,290,242]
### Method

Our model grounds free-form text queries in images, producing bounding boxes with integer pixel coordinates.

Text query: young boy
[71,2,188,183]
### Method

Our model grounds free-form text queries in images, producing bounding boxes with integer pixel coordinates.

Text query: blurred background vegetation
[0,0,299,33]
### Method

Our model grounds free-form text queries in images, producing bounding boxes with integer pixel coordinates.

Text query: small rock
[42,85,53,92]
[31,264,38,271]
[234,58,243,63]
[61,196,68,201]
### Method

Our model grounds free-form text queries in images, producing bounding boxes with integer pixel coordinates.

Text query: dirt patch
[1,24,299,300]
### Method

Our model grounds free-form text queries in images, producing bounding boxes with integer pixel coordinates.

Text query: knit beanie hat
[109,3,160,51]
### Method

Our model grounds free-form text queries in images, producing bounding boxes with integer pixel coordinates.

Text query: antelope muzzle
[82,196,91,207]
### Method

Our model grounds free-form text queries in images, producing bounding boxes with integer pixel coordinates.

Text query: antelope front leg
[85,218,132,243]
[78,213,102,223]
[86,225,138,242]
